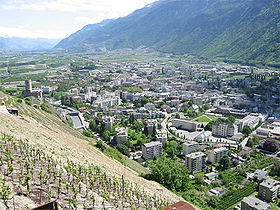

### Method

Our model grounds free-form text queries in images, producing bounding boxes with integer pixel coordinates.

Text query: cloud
[0,26,67,39]
[1,0,157,14]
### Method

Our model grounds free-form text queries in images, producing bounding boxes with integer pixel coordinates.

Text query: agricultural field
[0,133,168,209]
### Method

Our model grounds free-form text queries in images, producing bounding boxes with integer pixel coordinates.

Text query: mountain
[55,0,280,66]
[55,19,114,49]
[0,37,60,51]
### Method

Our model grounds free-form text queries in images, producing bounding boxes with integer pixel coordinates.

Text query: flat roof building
[241,196,270,210]
[258,178,280,202]
[115,127,128,144]
[185,152,206,174]
[208,147,228,164]
[142,141,162,161]
[183,141,199,155]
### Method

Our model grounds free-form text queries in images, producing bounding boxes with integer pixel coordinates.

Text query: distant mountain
[0,37,60,51]
[55,0,280,66]
[55,19,114,49]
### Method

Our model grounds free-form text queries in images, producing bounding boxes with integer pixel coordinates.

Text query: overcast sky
[0,0,158,39]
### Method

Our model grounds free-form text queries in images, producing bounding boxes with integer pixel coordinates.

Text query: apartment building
[115,127,128,144]
[212,122,237,137]
[146,119,157,135]
[142,141,162,160]
[104,116,114,131]
[156,129,168,145]
[258,178,280,202]
[172,119,200,132]
[238,114,261,132]
[185,152,206,174]
[208,147,228,164]
[93,95,121,108]
[183,141,199,155]
[241,196,270,210]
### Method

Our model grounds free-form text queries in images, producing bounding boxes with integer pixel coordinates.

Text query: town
[0,50,280,210]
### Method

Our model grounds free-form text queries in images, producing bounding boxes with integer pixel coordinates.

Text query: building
[104,116,114,131]
[238,114,261,132]
[212,122,237,137]
[183,141,199,155]
[115,127,128,144]
[208,147,228,164]
[142,141,162,160]
[146,119,157,135]
[163,201,196,210]
[258,178,280,202]
[92,95,121,108]
[144,103,156,111]
[172,119,200,132]
[241,196,270,210]
[185,152,206,174]
[156,129,168,145]
[22,79,43,100]
[254,170,269,182]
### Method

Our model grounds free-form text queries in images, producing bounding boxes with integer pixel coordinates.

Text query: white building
[93,95,121,108]
[212,122,237,137]
[172,119,200,132]
[183,141,199,155]
[142,141,162,160]
[185,152,206,174]
[115,127,128,144]
[241,196,270,210]
[238,114,261,132]
[156,129,168,145]
[208,147,228,164]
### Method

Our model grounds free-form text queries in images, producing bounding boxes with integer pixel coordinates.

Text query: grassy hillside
[0,93,183,208]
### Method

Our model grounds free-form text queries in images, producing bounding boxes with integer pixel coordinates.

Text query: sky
[0,0,158,39]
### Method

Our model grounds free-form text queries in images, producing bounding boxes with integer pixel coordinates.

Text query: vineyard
[0,133,169,209]
[217,182,258,209]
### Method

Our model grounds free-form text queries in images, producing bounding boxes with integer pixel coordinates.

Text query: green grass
[104,147,150,175]
[230,75,247,79]
[208,115,218,121]
[197,116,212,122]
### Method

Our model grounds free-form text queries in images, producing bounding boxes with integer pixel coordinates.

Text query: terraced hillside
[0,93,184,209]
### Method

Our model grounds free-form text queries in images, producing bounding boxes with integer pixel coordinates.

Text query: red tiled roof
[163,201,196,210]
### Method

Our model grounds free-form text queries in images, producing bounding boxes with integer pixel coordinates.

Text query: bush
[95,140,106,152]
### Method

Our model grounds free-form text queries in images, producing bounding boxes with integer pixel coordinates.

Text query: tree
[145,156,190,191]
[242,126,252,136]
[218,156,231,170]
[270,161,280,177]
[102,130,111,143]
[246,139,254,148]
[116,144,130,156]
[175,113,180,119]
[262,139,279,153]
[228,115,236,123]
[96,140,106,152]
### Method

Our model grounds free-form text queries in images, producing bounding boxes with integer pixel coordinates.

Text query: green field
[197,116,212,122]
[208,115,218,121]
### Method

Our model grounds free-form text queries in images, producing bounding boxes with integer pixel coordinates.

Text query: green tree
[218,156,231,170]
[145,156,190,191]
[242,126,252,136]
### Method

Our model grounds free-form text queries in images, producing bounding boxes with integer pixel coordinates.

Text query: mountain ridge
[0,37,60,51]
[55,0,280,66]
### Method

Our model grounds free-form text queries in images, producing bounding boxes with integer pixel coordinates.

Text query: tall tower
[25,79,32,92]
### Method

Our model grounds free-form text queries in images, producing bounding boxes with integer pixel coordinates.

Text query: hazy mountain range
[0,37,60,51]
[55,0,280,66]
